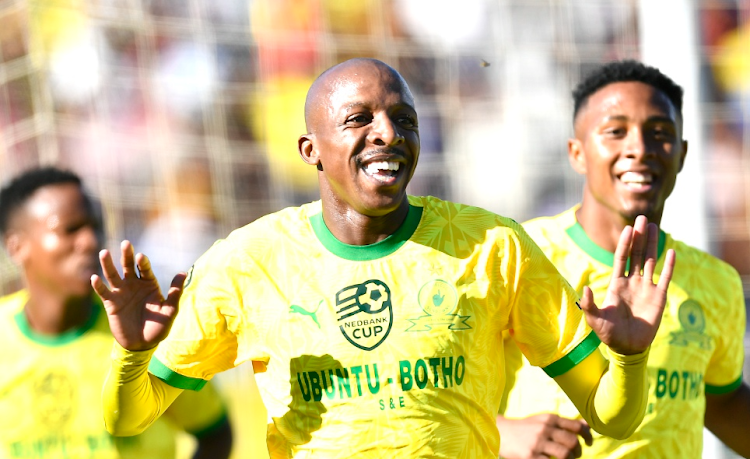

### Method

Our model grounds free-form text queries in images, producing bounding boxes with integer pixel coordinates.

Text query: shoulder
[670,237,740,282]
[521,207,576,249]
[200,203,319,262]
[671,237,742,280]
[410,195,521,231]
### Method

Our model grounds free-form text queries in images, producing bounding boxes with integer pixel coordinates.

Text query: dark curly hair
[573,60,683,121]
[0,166,82,236]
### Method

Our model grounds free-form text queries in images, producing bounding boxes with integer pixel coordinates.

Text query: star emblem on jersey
[336,279,393,351]
[669,299,712,349]
[406,279,470,332]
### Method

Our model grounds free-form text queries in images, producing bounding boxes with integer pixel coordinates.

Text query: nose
[624,128,653,159]
[368,114,404,147]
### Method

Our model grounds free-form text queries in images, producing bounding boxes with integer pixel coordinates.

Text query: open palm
[579,216,676,355]
[91,240,186,351]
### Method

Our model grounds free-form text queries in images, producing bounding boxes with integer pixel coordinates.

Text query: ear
[567,138,587,175]
[677,139,688,172]
[5,232,29,266]
[298,134,320,167]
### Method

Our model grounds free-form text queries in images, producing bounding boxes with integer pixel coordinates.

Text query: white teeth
[621,171,653,184]
[365,161,400,174]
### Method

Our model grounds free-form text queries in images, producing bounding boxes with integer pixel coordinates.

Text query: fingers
[99,248,122,289]
[612,225,633,279]
[656,248,676,294]
[555,417,593,446]
[165,272,187,309]
[642,222,659,280]
[90,274,111,300]
[120,240,137,279]
[627,215,648,277]
[578,286,599,322]
[135,252,155,281]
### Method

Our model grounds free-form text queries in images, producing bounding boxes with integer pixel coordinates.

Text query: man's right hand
[92,240,186,351]
[496,413,592,459]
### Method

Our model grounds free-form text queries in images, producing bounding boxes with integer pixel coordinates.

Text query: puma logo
[290,300,323,328]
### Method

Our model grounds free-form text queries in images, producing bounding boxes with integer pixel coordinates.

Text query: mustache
[355,148,406,165]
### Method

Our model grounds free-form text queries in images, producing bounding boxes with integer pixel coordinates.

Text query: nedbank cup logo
[336,279,393,351]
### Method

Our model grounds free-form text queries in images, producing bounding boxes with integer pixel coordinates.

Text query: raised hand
[91,240,187,351]
[579,215,675,355]
[496,413,592,459]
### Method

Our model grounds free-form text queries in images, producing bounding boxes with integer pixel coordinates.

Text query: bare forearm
[706,384,750,457]
[103,342,183,436]
[555,348,649,439]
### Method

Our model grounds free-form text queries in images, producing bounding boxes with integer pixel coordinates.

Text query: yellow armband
[554,347,649,439]
[103,342,184,436]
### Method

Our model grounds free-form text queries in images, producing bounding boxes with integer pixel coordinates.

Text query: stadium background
[0,0,748,458]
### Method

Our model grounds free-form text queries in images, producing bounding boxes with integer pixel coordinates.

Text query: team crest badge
[405,279,471,332]
[669,299,712,349]
[336,279,393,351]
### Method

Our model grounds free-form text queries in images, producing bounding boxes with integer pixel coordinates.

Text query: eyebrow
[603,115,676,124]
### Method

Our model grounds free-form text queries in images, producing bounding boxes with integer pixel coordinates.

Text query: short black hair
[573,60,684,121]
[0,166,82,236]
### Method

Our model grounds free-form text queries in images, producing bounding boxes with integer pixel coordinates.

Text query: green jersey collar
[310,204,423,261]
[565,221,666,268]
[15,298,102,347]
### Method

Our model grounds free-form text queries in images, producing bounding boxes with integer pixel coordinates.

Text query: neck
[321,198,410,246]
[23,287,93,335]
[576,196,663,253]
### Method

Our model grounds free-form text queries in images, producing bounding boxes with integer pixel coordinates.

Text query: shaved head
[304,58,414,134]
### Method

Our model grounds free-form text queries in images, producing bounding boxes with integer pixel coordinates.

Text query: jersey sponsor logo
[294,354,467,408]
[655,368,704,400]
[336,279,393,350]
[405,279,470,331]
[669,300,711,349]
[290,300,323,328]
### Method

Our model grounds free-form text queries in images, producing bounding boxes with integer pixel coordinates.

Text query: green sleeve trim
[148,357,208,391]
[543,331,601,378]
[188,412,230,439]
[705,375,743,395]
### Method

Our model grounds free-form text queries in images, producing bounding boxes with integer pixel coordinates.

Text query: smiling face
[570,81,687,225]
[9,183,103,298]
[299,59,420,218]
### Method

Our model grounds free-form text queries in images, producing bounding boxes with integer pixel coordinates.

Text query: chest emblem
[336,279,393,351]
[406,279,470,332]
[669,299,712,349]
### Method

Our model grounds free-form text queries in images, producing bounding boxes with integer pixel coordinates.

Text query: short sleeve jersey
[502,206,746,459]
[0,290,226,459]
[151,196,597,459]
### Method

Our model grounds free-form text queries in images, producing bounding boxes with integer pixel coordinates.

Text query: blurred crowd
[1,1,749,458]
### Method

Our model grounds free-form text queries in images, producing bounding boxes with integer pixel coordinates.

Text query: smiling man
[95,58,675,458]
[497,60,750,459]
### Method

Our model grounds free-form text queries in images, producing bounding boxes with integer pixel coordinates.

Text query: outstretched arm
[93,240,188,434]
[705,383,750,457]
[558,216,675,439]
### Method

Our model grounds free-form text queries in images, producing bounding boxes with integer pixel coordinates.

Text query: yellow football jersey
[0,290,227,459]
[152,195,597,458]
[502,206,746,459]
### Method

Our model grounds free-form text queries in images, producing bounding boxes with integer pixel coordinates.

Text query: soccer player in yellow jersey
[497,60,750,459]
[0,167,233,459]
[94,58,675,458]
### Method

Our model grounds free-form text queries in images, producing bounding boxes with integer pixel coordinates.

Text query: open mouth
[363,160,401,184]
[619,171,654,191]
